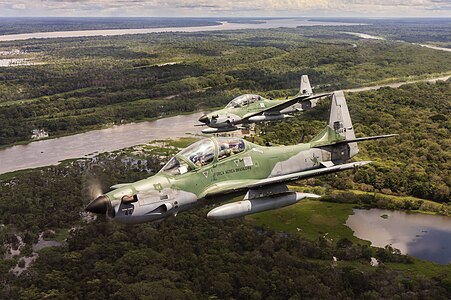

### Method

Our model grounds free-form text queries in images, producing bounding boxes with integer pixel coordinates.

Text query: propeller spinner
[85,195,110,214]
[85,195,116,218]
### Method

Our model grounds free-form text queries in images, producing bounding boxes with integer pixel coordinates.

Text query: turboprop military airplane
[85,91,396,223]
[197,75,329,134]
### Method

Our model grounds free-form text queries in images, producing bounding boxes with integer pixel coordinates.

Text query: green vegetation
[1,26,450,146]
[256,80,451,203]
[165,136,201,148]
[1,138,449,298]
[0,137,449,298]
[0,17,220,35]
[386,259,451,282]
[2,208,450,299]
[247,199,366,244]
[325,190,450,216]
[1,20,450,298]
[311,18,451,47]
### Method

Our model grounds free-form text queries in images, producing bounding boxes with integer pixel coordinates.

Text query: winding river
[0,19,360,42]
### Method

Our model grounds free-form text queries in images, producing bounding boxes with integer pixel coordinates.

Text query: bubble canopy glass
[160,138,245,176]
[179,139,216,167]
[225,94,262,108]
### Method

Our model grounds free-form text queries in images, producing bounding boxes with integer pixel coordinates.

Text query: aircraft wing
[242,93,331,120]
[201,160,370,198]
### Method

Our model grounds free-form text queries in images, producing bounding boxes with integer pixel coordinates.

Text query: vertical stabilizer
[328,91,355,140]
[299,75,313,96]
[328,91,359,157]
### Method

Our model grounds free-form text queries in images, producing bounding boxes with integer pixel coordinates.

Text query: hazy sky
[0,0,450,18]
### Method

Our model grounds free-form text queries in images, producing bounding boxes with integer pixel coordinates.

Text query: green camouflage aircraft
[198,75,329,133]
[85,91,396,223]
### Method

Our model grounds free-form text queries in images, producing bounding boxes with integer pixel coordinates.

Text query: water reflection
[346,209,451,264]
[0,113,204,174]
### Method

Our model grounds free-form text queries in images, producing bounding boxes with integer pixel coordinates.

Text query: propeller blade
[85,195,116,218]
[85,195,111,215]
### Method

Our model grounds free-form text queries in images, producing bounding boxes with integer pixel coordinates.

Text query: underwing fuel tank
[248,114,291,123]
[207,192,320,220]
[201,127,239,134]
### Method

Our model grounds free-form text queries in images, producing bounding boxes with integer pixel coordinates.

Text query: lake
[346,208,451,264]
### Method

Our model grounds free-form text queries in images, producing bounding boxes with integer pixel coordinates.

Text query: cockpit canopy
[160,138,246,176]
[225,94,262,108]
[180,139,215,167]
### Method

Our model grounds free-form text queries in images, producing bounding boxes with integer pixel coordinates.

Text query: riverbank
[0,112,209,174]
[0,19,362,42]
[324,190,450,217]
[246,194,451,265]
[247,187,449,240]
[343,72,451,92]
[0,108,209,150]
[342,31,451,53]
[1,73,449,152]
[247,198,367,244]
[346,208,451,264]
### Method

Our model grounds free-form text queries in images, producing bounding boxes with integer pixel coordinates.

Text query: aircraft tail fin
[299,75,313,97]
[310,91,359,158]
[328,91,355,141]
[310,91,397,161]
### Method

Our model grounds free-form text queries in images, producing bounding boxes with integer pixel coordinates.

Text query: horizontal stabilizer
[326,134,398,146]
[244,93,332,120]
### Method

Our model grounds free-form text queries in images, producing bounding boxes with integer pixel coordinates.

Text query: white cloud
[0,0,449,17]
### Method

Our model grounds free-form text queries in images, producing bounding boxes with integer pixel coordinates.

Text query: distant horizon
[0,16,450,19]
[0,1,449,18]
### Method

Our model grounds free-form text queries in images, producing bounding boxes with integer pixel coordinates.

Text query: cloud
[0,0,449,17]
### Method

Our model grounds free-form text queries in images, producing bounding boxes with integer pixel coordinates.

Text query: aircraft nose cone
[198,114,210,124]
[85,195,109,214]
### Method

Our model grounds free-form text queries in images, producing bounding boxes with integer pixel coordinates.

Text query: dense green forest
[1,26,450,146]
[0,22,450,298]
[0,17,220,35]
[255,80,451,203]
[311,18,451,47]
[0,151,450,299]
[0,81,450,298]
[3,215,450,299]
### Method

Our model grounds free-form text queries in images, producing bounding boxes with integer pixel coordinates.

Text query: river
[343,75,451,93]
[0,19,361,42]
[346,208,451,264]
[0,113,203,174]
[1,75,450,175]
[0,58,37,67]
[343,32,451,53]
